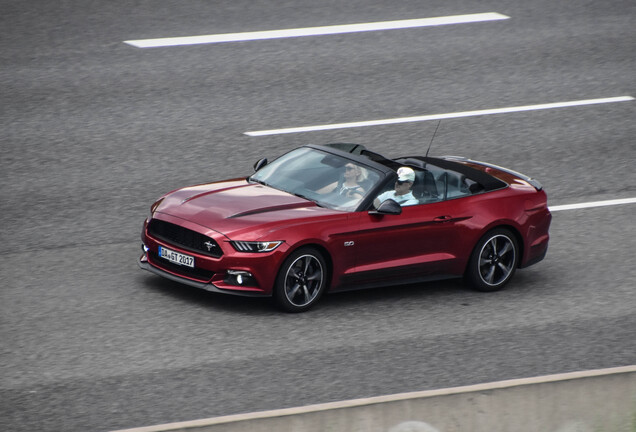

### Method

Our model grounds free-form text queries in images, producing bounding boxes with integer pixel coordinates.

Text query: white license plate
[158,246,195,268]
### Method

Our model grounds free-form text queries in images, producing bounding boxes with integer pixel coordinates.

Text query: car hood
[154,179,342,238]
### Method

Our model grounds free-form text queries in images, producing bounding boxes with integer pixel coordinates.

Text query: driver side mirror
[369,199,402,216]
[253,158,268,172]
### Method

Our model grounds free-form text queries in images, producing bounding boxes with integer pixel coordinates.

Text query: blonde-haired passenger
[320,163,368,200]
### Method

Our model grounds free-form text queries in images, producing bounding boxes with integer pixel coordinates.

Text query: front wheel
[274,247,328,312]
[466,228,518,292]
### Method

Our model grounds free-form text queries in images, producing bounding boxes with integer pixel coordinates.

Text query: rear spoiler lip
[440,156,543,191]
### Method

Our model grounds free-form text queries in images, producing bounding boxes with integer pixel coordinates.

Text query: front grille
[149,252,215,282]
[148,219,223,258]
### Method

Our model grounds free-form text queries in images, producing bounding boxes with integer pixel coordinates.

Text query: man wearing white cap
[374,166,419,207]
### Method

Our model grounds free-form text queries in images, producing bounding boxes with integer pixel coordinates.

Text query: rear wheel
[274,247,327,312]
[466,228,518,292]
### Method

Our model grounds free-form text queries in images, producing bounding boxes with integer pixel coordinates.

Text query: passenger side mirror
[253,158,268,172]
[369,199,402,216]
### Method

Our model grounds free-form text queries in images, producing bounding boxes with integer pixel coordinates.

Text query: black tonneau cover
[396,156,508,191]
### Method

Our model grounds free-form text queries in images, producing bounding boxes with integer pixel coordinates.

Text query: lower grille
[148,219,222,258]
[149,252,215,282]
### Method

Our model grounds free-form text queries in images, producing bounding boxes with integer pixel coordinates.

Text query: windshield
[250,147,383,211]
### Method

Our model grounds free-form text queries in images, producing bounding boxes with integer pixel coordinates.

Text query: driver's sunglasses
[396,180,407,185]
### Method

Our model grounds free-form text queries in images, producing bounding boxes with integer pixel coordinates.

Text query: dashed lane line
[124,13,509,48]
[549,197,636,212]
[244,96,634,136]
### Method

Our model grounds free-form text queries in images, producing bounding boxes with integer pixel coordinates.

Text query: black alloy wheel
[467,228,518,292]
[274,247,327,312]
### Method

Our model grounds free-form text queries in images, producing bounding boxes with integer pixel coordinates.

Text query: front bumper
[140,215,289,296]
[138,254,271,297]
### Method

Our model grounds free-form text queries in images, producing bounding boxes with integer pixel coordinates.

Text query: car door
[343,199,472,287]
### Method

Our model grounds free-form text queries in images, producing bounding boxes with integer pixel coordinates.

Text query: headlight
[231,241,283,253]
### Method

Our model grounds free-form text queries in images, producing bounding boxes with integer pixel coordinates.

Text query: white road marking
[549,197,636,212]
[245,96,634,136]
[124,12,509,48]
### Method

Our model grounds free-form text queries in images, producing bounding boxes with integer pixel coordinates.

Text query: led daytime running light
[232,241,282,252]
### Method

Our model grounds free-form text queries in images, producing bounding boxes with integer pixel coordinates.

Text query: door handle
[433,215,452,223]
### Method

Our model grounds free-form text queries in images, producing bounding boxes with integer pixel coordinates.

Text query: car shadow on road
[136,271,537,314]
[137,274,276,315]
[321,278,468,308]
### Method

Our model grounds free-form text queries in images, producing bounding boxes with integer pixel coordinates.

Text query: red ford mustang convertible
[139,143,551,312]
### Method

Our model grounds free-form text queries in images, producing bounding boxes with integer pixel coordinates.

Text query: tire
[274,247,328,312]
[466,228,519,292]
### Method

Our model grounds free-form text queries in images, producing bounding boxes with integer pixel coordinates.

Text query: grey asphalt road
[1,0,635,431]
